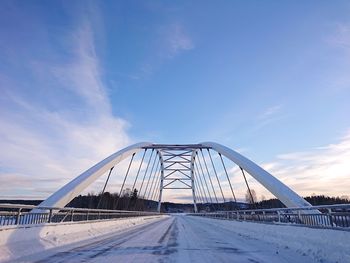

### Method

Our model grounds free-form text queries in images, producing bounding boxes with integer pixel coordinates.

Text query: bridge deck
[18,215,349,263]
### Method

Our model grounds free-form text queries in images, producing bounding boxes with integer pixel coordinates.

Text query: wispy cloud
[256,131,350,199]
[0,19,130,198]
[130,23,195,79]
[258,104,282,120]
[328,23,350,52]
[165,23,194,57]
[325,23,350,92]
[250,104,284,133]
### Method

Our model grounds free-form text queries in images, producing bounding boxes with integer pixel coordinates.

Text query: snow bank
[193,216,350,263]
[0,215,167,262]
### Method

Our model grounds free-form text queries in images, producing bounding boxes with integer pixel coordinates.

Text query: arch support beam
[201,142,312,208]
[37,142,153,209]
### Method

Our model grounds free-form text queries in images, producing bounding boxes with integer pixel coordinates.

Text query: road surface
[17,215,325,263]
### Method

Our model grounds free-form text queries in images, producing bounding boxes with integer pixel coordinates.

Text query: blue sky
[0,1,350,201]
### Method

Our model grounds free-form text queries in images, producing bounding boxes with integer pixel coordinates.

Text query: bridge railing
[0,204,160,227]
[189,204,350,229]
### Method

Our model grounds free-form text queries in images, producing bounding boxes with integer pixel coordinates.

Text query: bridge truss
[37,142,312,212]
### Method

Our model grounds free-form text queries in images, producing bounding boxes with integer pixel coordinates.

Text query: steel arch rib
[38,142,153,209]
[201,142,312,208]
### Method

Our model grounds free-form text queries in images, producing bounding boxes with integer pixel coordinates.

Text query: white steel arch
[37,142,312,212]
[38,142,153,209]
[201,142,312,208]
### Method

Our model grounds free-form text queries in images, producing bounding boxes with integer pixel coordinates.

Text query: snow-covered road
[17,215,349,263]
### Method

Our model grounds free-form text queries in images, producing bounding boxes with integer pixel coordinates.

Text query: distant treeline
[0,194,348,212]
[255,195,350,209]
[65,193,244,212]
[67,190,159,212]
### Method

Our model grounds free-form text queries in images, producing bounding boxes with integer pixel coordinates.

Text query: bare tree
[245,189,257,204]
[341,195,349,201]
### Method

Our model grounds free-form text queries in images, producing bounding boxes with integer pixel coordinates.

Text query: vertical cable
[150,166,161,201]
[97,167,114,209]
[126,149,147,210]
[200,149,219,203]
[154,164,163,205]
[219,153,237,203]
[115,153,135,209]
[208,149,225,203]
[194,163,209,203]
[240,167,256,208]
[196,153,213,203]
[193,170,204,204]
[133,150,154,210]
[146,157,160,200]
[138,149,154,195]
[142,151,158,198]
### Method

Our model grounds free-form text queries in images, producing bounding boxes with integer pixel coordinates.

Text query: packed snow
[0,215,166,262]
[0,214,349,262]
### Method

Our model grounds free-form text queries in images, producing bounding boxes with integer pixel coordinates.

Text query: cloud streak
[131,23,195,79]
[328,23,350,52]
[165,23,194,57]
[0,19,130,199]
[256,131,350,199]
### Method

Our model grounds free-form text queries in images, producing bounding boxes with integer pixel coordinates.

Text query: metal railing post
[48,209,53,223]
[328,208,333,227]
[15,208,22,225]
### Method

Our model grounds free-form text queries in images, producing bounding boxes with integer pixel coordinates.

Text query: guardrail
[189,204,350,229]
[0,204,160,227]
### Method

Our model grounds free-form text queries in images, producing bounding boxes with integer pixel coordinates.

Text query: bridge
[0,143,349,263]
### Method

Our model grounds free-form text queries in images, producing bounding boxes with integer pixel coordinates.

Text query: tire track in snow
[32,217,172,263]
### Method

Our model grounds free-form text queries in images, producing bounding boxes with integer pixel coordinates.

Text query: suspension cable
[133,150,154,211]
[154,167,163,204]
[126,149,147,210]
[193,169,204,204]
[200,149,219,203]
[196,165,211,204]
[115,153,135,209]
[142,151,158,198]
[138,149,154,195]
[240,167,256,208]
[146,157,160,200]
[192,167,201,204]
[194,162,209,203]
[150,165,162,201]
[97,167,114,209]
[194,179,203,204]
[219,153,237,203]
[207,149,225,203]
[196,153,213,203]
